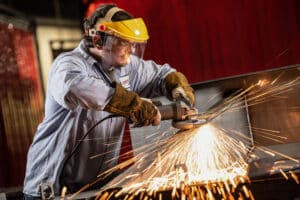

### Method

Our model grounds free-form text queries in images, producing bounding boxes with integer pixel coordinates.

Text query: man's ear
[92,35,103,49]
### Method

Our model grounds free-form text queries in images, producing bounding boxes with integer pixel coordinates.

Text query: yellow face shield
[95,18,149,43]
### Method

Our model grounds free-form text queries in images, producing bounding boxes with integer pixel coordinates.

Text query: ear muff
[92,34,103,49]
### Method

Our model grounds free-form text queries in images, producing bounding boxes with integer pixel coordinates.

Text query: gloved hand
[104,83,161,127]
[165,72,195,106]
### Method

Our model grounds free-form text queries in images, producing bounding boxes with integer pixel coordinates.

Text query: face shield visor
[99,35,146,67]
[95,18,149,58]
[101,35,147,58]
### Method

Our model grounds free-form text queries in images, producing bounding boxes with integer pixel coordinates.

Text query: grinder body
[156,101,207,130]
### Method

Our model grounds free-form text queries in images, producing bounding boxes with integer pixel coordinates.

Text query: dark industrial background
[0,0,299,199]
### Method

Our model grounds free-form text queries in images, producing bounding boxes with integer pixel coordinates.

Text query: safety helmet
[84,4,149,57]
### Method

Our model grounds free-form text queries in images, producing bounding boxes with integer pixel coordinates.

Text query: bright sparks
[96,124,251,199]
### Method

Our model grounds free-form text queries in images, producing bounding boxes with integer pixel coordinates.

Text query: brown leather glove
[104,83,161,127]
[165,72,195,106]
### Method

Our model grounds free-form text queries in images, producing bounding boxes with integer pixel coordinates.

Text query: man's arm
[49,54,114,110]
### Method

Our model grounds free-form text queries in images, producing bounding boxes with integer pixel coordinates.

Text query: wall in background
[0,9,82,189]
[35,22,82,90]
[0,21,44,188]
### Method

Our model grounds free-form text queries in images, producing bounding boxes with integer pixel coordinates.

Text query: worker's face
[101,36,132,67]
[100,36,146,67]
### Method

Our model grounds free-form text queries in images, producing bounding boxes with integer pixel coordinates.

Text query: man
[23,4,195,199]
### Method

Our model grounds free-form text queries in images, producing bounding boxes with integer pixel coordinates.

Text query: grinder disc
[172,119,207,130]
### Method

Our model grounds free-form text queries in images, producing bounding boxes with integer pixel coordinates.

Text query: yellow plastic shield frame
[97,18,149,43]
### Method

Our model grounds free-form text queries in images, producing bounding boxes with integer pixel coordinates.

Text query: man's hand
[104,83,161,127]
[130,98,161,127]
[165,72,195,106]
[171,86,194,107]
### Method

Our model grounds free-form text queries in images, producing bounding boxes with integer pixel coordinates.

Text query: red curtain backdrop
[88,0,300,83]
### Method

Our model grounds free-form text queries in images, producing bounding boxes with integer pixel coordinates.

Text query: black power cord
[59,114,120,193]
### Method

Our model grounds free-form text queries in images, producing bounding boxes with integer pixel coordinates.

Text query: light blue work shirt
[23,40,175,196]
